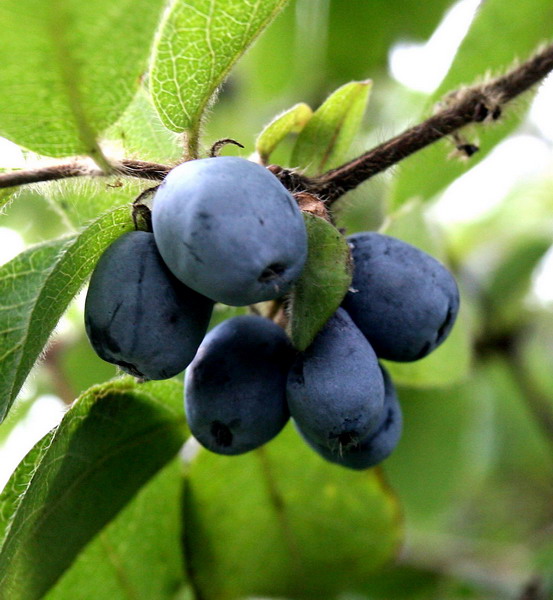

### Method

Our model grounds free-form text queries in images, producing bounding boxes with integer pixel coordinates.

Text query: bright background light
[389,0,480,93]
[533,247,553,305]
[0,227,25,265]
[0,137,25,169]
[429,135,552,224]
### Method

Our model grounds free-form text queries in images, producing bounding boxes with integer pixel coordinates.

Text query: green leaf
[46,458,186,600]
[0,188,68,245]
[183,424,402,600]
[359,565,441,600]
[0,206,134,422]
[479,356,553,479]
[289,214,352,351]
[390,0,553,206]
[255,103,313,164]
[290,80,372,175]
[150,0,289,142]
[519,318,553,406]
[0,377,187,600]
[43,177,145,229]
[0,395,37,450]
[0,0,167,160]
[106,87,183,164]
[385,371,495,524]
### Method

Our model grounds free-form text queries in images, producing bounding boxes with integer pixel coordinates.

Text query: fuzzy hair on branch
[312,42,553,204]
[1,43,553,203]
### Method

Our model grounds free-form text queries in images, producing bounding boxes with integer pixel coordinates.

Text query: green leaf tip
[291,80,372,175]
[255,102,313,164]
[289,213,353,351]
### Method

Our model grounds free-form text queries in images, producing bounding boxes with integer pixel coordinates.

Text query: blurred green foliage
[1,0,553,598]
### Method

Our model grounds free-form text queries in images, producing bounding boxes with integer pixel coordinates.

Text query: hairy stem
[1,44,553,200]
[0,159,170,189]
[312,43,553,203]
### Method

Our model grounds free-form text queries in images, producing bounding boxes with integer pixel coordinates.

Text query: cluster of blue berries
[287,232,459,469]
[85,156,459,470]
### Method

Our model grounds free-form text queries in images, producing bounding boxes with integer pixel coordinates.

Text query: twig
[208,138,244,157]
[314,42,553,202]
[0,159,170,190]
[0,162,99,188]
[1,44,553,201]
[277,42,553,203]
[115,159,171,180]
[41,340,77,405]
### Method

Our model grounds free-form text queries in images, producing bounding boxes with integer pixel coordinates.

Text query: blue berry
[185,315,293,455]
[287,308,385,451]
[85,231,213,380]
[343,232,460,362]
[297,366,403,470]
[152,156,307,306]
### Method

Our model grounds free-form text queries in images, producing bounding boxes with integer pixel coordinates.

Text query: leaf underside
[291,80,372,175]
[0,0,167,159]
[183,424,402,600]
[255,102,313,163]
